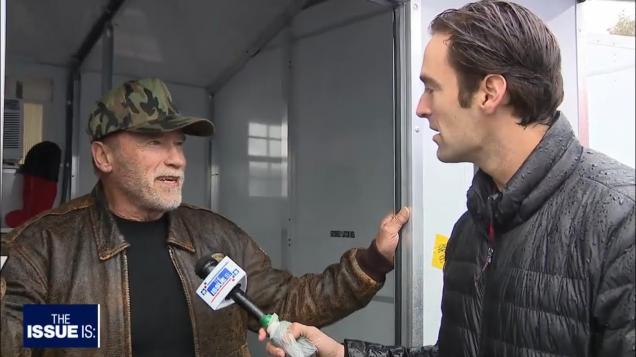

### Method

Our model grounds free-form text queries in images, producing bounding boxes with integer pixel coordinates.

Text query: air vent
[3,98,24,163]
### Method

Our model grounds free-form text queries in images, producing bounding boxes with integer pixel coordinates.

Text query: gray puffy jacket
[346,114,635,357]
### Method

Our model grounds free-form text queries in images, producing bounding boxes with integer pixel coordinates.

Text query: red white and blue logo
[23,304,100,348]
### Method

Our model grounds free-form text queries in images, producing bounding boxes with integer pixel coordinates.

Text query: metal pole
[398,0,426,348]
[61,0,126,202]
[70,76,81,199]
[1,0,6,223]
[101,23,114,95]
[207,94,218,211]
[392,4,404,346]
[281,27,293,271]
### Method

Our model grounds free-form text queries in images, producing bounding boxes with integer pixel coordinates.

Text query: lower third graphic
[23,304,100,348]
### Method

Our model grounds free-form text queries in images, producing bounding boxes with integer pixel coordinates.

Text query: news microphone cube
[196,256,247,310]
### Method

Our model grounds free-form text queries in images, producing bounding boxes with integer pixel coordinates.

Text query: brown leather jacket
[1,185,383,356]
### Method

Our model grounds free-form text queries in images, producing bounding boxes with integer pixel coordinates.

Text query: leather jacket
[1,184,383,356]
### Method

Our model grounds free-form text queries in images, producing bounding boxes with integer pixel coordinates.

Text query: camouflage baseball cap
[87,78,214,141]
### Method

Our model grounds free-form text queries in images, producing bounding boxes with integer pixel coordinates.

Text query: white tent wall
[212,35,290,357]
[287,0,396,345]
[212,44,287,268]
[213,0,396,353]
[74,72,212,207]
[586,35,635,167]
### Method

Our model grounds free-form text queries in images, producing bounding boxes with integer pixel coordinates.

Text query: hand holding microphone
[259,323,344,357]
[195,254,317,357]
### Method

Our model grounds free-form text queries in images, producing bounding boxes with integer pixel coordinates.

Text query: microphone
[194,253,317,357]
[195,254,273,327]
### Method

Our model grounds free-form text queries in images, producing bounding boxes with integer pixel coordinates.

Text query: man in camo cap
[86,78,214,215]
[1,78,410,356]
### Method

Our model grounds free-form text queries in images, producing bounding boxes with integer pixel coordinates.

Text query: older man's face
[108,130,186,214]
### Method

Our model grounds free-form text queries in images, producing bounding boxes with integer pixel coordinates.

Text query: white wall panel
[289,4,395,346]
[213,47,287,268]
[214,1,396,353]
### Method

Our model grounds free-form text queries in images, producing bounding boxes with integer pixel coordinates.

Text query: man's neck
[100,181,165,221]
[477,119,549,191]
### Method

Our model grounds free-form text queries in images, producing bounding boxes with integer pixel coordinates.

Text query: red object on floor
[5,175,58,228]
[5,141,61,228]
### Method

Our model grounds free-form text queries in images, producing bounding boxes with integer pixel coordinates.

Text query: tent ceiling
[7,0,110,66]
[7,0,296,88]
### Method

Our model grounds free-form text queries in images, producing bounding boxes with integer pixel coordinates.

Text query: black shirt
[114,215,195,357]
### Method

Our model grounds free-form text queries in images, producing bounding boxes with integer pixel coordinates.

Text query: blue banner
[23,304,100,348]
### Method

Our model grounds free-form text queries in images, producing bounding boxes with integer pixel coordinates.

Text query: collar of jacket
[89,183,197,261]
[467,112,584,234]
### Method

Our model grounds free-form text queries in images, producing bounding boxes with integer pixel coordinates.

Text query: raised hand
[374,207,410,263]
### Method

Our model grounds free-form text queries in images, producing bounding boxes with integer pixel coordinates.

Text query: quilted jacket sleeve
[344,339,439,357]
[592,197,635,357]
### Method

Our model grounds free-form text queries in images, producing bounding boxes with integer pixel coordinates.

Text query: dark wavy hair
[430,0,564,126]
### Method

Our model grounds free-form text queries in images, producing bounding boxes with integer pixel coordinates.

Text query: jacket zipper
[476,193,499,356]
[481,227,495,272]
[123,253,133,357]
[482,193,498,271]
[169,247,201,357]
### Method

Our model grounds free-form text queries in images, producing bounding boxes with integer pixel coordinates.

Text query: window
[247,122,287,197]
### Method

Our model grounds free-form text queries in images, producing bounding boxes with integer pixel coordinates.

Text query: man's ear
[91,141,114,173]
[479,74,508,115]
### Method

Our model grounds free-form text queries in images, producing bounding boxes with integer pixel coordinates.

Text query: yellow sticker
[432,234,449,269]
